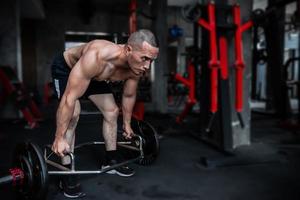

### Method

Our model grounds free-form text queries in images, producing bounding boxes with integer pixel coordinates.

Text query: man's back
[64,40,119,68]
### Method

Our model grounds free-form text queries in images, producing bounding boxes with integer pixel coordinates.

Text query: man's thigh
[84,81,117,112]
[88,93,118,113]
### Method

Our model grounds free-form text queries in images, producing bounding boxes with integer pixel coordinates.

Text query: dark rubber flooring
[0,111,300,200]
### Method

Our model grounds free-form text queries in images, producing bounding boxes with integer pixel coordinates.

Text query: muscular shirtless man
[51,29,159,198]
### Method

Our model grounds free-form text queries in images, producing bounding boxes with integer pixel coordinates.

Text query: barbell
[0,119,159,200]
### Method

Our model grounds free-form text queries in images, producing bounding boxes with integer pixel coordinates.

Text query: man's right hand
[51,137,70,157]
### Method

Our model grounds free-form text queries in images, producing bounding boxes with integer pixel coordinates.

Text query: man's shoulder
[83,40,116,55]
[89,39,116,47]
[93,42,121,60]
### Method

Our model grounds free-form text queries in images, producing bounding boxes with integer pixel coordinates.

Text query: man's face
[127,41,159,76]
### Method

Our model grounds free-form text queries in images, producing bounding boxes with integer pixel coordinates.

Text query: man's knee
[103,106,119,124]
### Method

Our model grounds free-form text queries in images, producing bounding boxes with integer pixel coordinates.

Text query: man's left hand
[123,124,135,139]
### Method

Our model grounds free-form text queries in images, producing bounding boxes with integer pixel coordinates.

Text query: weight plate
[12,142,48,200]
[19,155,33,193]
[136,120,160,165]
[181,4,201,23]
[123,119,159,165]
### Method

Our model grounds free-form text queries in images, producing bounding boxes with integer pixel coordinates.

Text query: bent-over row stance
[51,29,159,198]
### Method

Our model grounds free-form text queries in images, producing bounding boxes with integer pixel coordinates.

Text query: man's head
[126,29,159,76]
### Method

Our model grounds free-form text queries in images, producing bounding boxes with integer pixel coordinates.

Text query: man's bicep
[64,52,99,100]
[64,66,91,100]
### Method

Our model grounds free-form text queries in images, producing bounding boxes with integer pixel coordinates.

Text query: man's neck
[113,44,129,69]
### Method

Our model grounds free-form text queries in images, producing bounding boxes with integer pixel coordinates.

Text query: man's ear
[126,44,133,54]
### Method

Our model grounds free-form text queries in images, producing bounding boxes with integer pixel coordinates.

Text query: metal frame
[44,135,144,175]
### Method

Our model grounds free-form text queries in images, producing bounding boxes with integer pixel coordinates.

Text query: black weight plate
[123,119,159,165]
[12,142,48,200]
[136,120,160,165]
[181,4,201,23]
[20,155,33,192]
[116,118,160,165]
[27,142,49,200]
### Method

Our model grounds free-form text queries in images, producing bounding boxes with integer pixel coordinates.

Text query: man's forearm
[55,96,76,139]
[122,95,136,125]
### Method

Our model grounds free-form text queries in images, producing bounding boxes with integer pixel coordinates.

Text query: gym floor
[1,111,300,200]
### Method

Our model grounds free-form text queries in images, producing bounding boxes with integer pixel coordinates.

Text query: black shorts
[51,52,112,99]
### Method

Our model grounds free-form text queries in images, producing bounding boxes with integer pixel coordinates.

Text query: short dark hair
[127,29,158,49]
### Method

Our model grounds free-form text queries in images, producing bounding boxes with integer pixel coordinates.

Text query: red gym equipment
[0,66,42,129]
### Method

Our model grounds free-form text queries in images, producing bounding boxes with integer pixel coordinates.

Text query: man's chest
[93,63,134,82]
